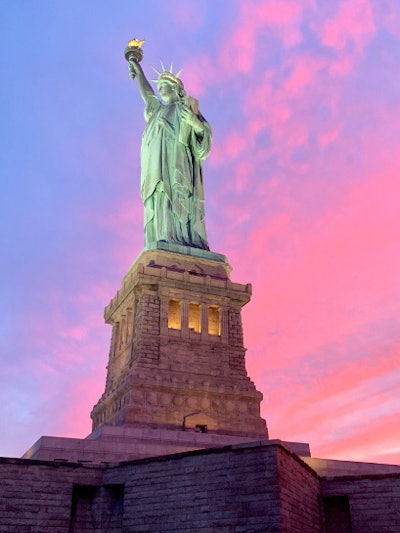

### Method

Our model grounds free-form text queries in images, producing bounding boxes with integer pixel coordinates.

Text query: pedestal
[90,245,268,439]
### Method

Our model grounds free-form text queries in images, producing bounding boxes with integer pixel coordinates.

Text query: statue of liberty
[128,52,211,250]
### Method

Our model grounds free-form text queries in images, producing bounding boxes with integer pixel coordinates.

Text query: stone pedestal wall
[91,248,267,439]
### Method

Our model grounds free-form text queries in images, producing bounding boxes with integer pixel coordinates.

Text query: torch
[124,38,145,79]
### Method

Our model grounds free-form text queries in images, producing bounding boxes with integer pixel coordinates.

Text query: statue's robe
[141,96,211,250]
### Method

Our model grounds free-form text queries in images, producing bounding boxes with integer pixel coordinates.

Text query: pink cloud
[61,375,106,438]
[217,0,306,76]
[182,0,312,94]
[203,1,382,176]
[320,0,375,51]
[254,336,400,463]
[372,0,400,37]
[180,54,217,97]
[238,0,307,48]
[236,158,400,461]
[168,0,207,30]
[282,60,316,95]
[233,160,254,192]
[210,128,248,164]
[317,0,376,76]
[318,126,339,147]
[59,326,87,341]
[218,21,257,74]
[315,402,400,462]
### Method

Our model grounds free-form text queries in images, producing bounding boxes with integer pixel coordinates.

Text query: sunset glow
[1,0,400,465]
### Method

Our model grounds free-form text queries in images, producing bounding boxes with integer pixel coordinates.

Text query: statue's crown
[152,62,184,91]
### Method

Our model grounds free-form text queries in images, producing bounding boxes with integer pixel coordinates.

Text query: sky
[1,0,400,465]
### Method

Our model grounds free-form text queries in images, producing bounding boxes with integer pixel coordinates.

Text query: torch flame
[128,39,145,48]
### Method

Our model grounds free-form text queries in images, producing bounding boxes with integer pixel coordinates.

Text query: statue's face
[158,82,179,104]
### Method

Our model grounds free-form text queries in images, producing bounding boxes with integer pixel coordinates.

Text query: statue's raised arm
[128,59,154,106]
[125,40,212,251]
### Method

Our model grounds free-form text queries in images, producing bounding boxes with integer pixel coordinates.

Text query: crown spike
[176,69,183,78]
[170,63,173,73]
[151,62,185,92]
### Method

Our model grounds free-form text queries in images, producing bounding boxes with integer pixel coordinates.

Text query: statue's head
[152,62,186,102]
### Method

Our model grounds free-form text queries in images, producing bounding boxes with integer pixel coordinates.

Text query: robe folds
[141,96,211,250]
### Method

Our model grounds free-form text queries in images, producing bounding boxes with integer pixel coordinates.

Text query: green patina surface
[129,55,212,251]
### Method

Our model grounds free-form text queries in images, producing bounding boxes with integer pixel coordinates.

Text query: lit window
[168,299,181,330]
[208,306,221,336]
[188,302,201,333]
